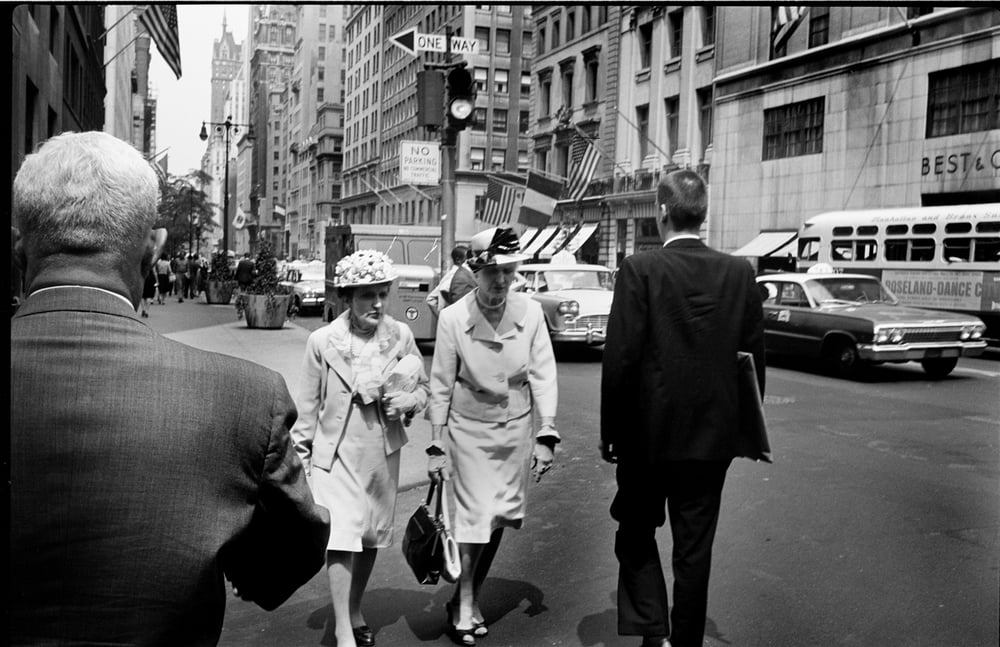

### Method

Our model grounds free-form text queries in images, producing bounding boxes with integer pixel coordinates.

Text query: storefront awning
[732,230,798,257]
[520,226,561,255]
[561,223,599,255]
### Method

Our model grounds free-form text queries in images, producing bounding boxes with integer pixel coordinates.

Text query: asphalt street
[144,297,999,647]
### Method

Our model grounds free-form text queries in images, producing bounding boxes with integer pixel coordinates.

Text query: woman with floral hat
[427,227,560,646]
[291,249,429,647]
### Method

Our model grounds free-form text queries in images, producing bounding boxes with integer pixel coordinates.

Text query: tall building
[203,16,244,252]
[246,4,297,254]
[341,5,535,242]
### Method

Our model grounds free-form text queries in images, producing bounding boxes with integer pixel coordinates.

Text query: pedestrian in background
[427,227,559,646]
[426,245,474,317]
[155,253,171,304]
[292,249,429,647]
[186,253,200,299]
[140,264,157,317]
[9,131,330,646]
[236,252,255,291]
[173,252,189,302]
[600,169,766,647]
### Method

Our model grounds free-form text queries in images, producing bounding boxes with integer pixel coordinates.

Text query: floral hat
[333,249,397,288]
[467,227,528,272]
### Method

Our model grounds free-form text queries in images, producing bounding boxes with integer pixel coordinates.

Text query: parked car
[756,272,987,378]
[280,260,326,315]
[517,263,614,345]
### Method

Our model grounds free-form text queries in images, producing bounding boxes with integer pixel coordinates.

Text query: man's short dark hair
[657,169,707,230]
[451,245,469,265]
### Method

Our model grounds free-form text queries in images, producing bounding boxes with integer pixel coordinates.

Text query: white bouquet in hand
[381,354,424,424]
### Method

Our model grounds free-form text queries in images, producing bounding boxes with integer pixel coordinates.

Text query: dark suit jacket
[443,264,476,305]
[601,239,765,464]
[10,287,331,646]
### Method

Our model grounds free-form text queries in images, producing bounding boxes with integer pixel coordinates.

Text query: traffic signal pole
[439,27,456,278]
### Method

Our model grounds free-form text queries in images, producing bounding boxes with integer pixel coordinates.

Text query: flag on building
[140,4,182,79]
[272,203,286,218]
[233,208,247,230]
[480,177,523,226]
[518,171,563,228]
[771,6,807,52]
[564,133,601,202]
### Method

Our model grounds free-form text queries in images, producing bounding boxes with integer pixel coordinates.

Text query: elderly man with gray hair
[10,131,330,646]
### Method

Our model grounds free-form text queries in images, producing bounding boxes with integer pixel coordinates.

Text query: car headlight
[557,300,580,316]
[963,324,985,340]
[875,327,904,344]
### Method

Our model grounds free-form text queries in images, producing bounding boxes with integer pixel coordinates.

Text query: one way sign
[390,27,479,57]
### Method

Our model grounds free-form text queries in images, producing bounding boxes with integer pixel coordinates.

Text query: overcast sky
[148,4,248,176]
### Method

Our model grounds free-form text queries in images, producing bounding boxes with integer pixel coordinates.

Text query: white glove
[382,391,419,420]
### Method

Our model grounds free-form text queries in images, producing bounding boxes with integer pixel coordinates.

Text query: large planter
[243,294,291,329]
[204,280,236,305]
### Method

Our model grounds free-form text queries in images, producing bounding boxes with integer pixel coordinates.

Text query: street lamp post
[199,115,253,256]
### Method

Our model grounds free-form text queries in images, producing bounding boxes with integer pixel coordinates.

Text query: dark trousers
[611,460,731,647]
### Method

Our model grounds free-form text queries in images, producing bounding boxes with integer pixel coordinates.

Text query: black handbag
[402,479,461,585]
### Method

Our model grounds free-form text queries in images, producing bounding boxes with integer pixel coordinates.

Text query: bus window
[976,221,1000,233]
[856,240,878,261]
[943,238,972,262]
[973,237,1000,262]
[945,222,972,234]
[857,226,878,236]
[885,239,908,261]
[831,240,854,261]
[910,238,935,261]
[798,238,820,261]
[833,226,854,236]
[886,224,908,235]
[913,223,936,234]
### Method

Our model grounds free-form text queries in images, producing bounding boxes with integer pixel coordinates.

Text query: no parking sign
[400,141,440,185]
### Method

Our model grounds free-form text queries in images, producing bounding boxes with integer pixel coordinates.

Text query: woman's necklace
[348,318,376,361]
[476,290,506,311]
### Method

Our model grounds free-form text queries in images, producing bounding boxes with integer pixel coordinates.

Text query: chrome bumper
[550,328,606,344]
[858,341,987,361]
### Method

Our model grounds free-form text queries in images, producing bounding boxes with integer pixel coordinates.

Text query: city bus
[795,204,1000,342]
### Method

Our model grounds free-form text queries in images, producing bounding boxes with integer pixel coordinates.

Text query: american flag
[564,132,601,202]
[772,6,807,52]
[480,178,523,226]
[140,5,182,79]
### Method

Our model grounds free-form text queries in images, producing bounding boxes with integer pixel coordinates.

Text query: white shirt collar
[31,285,135,309]
[663,233,701,246]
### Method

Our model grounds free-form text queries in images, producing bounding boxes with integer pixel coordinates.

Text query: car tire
[826,338,863,379]
[920,356,958,379]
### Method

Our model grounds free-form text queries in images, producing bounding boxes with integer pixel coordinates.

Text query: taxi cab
[755,272,988,378]
[517,262,614,345]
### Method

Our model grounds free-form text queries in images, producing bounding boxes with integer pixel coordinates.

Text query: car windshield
[805,277,898,305]
[539,270,613,291]
[299,267,325,281]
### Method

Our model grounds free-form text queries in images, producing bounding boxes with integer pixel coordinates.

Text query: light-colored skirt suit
[428,292,559,544]
[292,312,429,552]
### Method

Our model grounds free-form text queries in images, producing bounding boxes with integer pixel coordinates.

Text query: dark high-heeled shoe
[446,625,476,646]
[446,600,488,638]
[352,624,375,647]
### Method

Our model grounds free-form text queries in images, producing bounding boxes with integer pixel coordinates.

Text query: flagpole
[358,176,396,208]
[613,108,675,165]
[571,125,632,176]
[96,6,140,43]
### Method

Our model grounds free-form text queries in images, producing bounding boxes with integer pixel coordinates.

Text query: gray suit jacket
[601,239,766,463]
[10,287,330,646]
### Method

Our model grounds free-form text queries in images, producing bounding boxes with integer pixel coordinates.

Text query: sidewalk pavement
[151,298,432,493]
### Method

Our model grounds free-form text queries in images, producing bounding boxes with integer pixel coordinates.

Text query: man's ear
[12,227,26,272]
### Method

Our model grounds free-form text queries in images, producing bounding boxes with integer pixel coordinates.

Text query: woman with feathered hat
[292,249,429,647]
[426,227,560,646]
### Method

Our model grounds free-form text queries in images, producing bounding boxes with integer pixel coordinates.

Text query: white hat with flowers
[333,249,397,288]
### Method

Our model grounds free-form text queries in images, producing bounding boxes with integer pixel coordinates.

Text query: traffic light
[416,70,444,129]
[445,67,477,131]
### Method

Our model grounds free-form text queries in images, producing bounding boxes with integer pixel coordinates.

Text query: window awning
[561,223,599,255]
[520,226,561,255]
[732,230,798,257]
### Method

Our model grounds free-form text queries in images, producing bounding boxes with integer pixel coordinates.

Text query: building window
[584,49,600,102]
[493,108,508,133]
[521,72,531,99]
[523,30,533,56]
[317,87,324,103]
[665,96,679,157]
[496,28,510,54]
[537,24,546,55]
[703,6,715,46]
[552,19,560,48]
[556,142,569,178]
[318,46,325,58]
[539,73,552,116]
[491,149,506,172]
[809,6,829,48]
[470,147,485,171]
[669,10,683,58]
[473,108,487,132]
[536,147,549,172]
[763,97,825,160]
[581,7,591,34]
[697,87,713,155]
[475,26,490,52]
[638,22,653,68]
[519,110,529,133]
[926,60,1000,138]
[566,8,576,41]
[597,6,608,25]
[494,69,509,94]
[907,6,933,19]
[518,150,529,173]
[561,64,574,108]
[474,67,488,93]
[636,104,650,161]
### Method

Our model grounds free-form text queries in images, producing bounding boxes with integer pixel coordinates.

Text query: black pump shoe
[352,625,375,647]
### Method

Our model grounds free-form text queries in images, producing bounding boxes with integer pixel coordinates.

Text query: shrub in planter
[236,240,291,328]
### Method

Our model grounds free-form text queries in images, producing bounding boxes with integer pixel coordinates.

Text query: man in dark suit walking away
[600,169,765,647]
[10,131,330,646]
